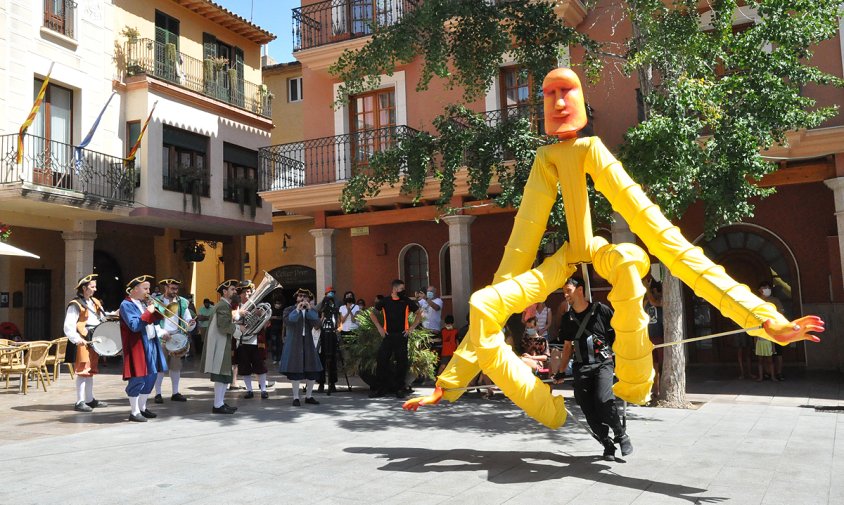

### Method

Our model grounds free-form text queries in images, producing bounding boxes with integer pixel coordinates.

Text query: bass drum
[90,321,122,356]
[163,333,190,355]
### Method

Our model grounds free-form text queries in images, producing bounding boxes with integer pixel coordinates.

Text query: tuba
[240,271,281,335]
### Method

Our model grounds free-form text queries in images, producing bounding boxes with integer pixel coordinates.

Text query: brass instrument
[238,272,281,335]
[146,296,195,334]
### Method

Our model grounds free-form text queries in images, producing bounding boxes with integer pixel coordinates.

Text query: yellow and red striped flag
[125,101,158,166]
[17,63,54,164]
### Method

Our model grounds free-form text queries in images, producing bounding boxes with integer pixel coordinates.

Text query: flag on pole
[17,63,55,165]
[75,91,117,172]
[125,101,158,166]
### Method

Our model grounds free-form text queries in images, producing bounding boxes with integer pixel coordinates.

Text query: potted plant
[121,26,142,75]
[173,164,207,214]
[342,308,438,388]
[233,178,258,217]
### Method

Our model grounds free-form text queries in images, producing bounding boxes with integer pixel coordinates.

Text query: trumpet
[145,296,196,334]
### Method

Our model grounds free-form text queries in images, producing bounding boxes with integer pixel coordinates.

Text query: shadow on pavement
[345,446,725,502]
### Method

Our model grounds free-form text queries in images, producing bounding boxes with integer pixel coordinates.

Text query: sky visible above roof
[214,0,296,63]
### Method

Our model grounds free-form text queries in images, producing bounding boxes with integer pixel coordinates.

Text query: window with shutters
[350,88,396,172]
[162,125,209,197]
[154,10,180,82]
[203,32,244,107]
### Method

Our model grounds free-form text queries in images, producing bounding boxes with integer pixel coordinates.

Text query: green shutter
[234,47,245,107]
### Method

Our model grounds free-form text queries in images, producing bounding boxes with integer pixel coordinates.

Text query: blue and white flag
[75,91,116,172]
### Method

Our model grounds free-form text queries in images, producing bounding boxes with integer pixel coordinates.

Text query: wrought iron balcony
[123,38,272,118]
[259,125,420,191]
[0,133,136,204]
[293,0,418,52]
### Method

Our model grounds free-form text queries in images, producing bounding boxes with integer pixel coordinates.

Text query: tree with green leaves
[330,0,843,406]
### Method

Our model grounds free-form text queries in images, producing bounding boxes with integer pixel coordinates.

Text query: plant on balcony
[0,223,11,243]
[120,26,140,43]
[173,164,207,214]
[233,177,258,217]
[122,26,142,75]
[342,308,437,387]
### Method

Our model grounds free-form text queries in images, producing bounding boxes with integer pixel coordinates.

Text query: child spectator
[755,336,774,382]
[438,315,458,374]
[520,317,549,377]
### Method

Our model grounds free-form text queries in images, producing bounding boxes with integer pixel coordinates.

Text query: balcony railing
[124,38,272,118]
[43,0,76,38]
[293,0,418,52]
[0,133,135,204]
[259,125,420,191]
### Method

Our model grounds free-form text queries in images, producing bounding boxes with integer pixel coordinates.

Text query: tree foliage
[332,0,843,237]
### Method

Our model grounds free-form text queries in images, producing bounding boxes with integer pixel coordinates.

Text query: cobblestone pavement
[1,359,842,505]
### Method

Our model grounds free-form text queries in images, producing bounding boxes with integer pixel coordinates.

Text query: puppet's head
[542,68,587,139]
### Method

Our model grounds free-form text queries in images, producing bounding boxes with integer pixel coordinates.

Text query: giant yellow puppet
[403,68,824,429]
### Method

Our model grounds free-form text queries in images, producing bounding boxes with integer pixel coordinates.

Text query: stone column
[309,228,335,298]
[825,177,844,290]
[62,220,97,301]
[443,215,476,326]
[611,211,636,244]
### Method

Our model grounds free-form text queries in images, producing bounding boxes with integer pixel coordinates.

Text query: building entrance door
[24,269,51,341]
[685,226,804,365]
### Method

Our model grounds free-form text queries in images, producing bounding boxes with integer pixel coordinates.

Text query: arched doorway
[93,250,123,310]
[685,225,804,364]
[268,264,316,308]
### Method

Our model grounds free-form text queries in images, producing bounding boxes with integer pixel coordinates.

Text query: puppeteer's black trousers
[572,360,625,442]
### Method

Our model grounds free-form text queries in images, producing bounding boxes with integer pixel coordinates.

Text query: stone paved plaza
[1,361,842,505]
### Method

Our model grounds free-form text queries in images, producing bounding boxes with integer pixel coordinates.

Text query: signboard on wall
[269,265,316,287]
[350,226,369,237]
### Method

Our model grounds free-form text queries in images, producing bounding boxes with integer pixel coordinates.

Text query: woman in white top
[338,291,361,333]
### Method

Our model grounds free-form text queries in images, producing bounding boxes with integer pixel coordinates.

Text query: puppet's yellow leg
[467,244,575,429]
[591,238,654,405]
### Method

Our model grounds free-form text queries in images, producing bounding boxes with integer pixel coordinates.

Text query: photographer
[555,276,632,461]
[316,286,341,394]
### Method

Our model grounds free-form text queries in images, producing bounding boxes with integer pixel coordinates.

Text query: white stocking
[139,393,148,412]
[84,377,94,403]
[170,370,181,394]
[213,382,227,408]
[128,396,140,416]
[305,379,315,398]
[244,376,253,392]
[258,373,267,392]
[75,376,86,404]
[154,372,165,395]
[291,380,301,400]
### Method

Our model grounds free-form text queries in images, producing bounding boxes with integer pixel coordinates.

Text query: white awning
[0,242,39,259]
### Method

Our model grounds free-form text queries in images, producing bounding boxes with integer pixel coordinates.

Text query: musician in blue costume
[119,275,167,423]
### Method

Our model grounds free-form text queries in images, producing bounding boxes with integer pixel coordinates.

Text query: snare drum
[163,333,190,355]
[90,321,122,357]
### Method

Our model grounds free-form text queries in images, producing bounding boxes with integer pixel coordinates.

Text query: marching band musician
[279,288,322,406]
[152,278,194,404]
[201,279,241,414]
[119,275,167,423]
[236,280,270,399]
[63,273,110,413]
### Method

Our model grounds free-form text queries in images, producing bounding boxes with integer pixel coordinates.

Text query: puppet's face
[542,68,587,139]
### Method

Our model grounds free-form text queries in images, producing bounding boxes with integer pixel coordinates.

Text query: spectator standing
[316,287,341,394]
[369,279,422,398]
[644,278,664,399]
[758,281,786,380]
[438,315,458,374]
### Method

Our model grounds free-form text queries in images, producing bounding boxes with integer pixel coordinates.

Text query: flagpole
[17,62,55,166]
